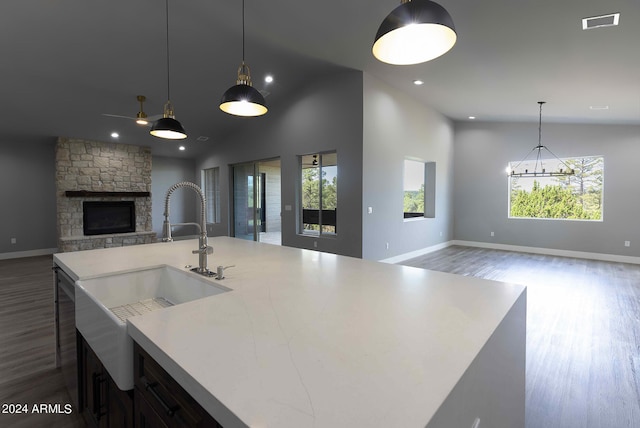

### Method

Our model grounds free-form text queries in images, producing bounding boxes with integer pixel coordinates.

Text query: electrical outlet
[490,231,495,237]
[624,241,631,247]
[313,241,318,248]
[385,242,389,250]
[367,206,373,214]
[10,238,16,244]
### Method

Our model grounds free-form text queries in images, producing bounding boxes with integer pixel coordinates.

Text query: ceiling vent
[582,13,620,30]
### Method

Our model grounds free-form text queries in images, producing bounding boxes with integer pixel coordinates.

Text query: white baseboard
[0,248,58,260]
[452,240,640,265]
[379,241,452,264]
[379,240,640,266]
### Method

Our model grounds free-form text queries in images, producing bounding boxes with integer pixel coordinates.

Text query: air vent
[582,13,620,30]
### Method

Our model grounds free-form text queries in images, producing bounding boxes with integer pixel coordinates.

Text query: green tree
[302,166,338,232]
[404,184,425,214]
[301,168,319,209]
[322,175,337,209]
[556,156,603,215]
[510,180,599,219]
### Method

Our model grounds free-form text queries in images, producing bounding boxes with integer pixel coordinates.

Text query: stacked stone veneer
[55,137,155,252]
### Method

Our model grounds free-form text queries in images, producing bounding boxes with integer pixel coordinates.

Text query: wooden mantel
[64,190,151,197]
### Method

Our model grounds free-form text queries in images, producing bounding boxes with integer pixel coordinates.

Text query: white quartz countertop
[54,237,526,428]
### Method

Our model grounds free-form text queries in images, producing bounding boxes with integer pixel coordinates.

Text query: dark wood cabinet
[133,343,221,428]
[135,388,169,428]
[78,334,134,428]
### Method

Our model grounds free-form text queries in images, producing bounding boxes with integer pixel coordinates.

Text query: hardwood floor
[0,255,85,428]
[401,245,640,428]
[2,250,639,427]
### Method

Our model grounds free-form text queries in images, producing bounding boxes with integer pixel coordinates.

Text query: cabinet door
[79,337,108,427]
[135,388,169,428]
[79,334,134,428]
[133,343,221,427]
[107,375,134,428]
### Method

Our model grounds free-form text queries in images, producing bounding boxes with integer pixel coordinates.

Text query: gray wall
[196,69,364,258]
[0,137,57,256]
[362,73,455,261]
[151,156,197,239]
[453,121,640,257]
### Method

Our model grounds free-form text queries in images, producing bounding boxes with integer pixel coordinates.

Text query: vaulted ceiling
[1,0,638,158]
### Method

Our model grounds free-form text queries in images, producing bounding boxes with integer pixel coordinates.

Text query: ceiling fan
[101,95,162,127]
[302,154,319,167]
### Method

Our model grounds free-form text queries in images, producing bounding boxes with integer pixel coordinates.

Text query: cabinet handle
[142,376,180,417]
[92,372,106,420]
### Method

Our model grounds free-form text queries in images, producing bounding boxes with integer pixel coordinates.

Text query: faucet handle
[192,245,213,255]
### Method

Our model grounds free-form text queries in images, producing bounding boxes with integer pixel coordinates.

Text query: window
[508,155,603,220]
[300,152,337,235]
[403,159,435,219]
[202,167,220,224]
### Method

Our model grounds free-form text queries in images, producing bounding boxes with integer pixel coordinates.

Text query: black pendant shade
[150,116,187,140]
[373,0,457,65]
[220,82,267,117]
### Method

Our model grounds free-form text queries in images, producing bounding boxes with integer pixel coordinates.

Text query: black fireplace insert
[83,201,136,235]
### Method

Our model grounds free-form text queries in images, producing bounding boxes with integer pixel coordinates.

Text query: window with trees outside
[508,155,603,220]
[300,152,337,235]
[404,159,435,219]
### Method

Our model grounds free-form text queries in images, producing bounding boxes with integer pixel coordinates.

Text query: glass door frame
[231,158,280,243]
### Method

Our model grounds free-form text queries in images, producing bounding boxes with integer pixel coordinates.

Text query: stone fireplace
[55,137,155,252]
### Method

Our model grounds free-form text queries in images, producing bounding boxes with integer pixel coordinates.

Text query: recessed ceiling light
[179,145,186,151]
[468,116,476,120]
[110,132,119,138]
[589,105,609,110]
[265,75,274,84]
[413,80,424,85]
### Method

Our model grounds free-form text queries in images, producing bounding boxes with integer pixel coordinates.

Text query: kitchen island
[54,237,526,428]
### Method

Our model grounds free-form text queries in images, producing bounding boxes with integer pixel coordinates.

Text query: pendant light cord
[242,0,245,63]
[165,0,171,102]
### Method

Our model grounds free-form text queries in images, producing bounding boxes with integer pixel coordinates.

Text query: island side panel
[426,288,526,428]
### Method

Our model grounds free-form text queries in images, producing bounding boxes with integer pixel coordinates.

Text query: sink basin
[76,265,229,390]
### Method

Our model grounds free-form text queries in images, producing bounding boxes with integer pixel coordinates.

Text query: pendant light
[150,0,187,140]
[219,0,268,117]
[373,0,457,65]
[507,102,575,177]
[135,95,148,125]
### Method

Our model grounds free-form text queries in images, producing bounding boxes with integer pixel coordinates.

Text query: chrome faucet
[162,181,214,277]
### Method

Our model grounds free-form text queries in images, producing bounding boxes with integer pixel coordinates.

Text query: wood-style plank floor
[0,255,85,428]
[401,245,640,428]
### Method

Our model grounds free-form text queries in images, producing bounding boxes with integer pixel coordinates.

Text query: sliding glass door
[232,159,281,244]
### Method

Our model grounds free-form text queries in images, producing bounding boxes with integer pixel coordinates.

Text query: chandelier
[507,102,575,177]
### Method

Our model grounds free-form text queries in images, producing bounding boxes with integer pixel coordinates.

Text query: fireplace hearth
[83,201,136,236]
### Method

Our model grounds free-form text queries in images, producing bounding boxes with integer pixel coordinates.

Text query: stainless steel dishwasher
[54,265,78,409]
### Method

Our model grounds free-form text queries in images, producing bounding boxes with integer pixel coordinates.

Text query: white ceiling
[1,0,638,158]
